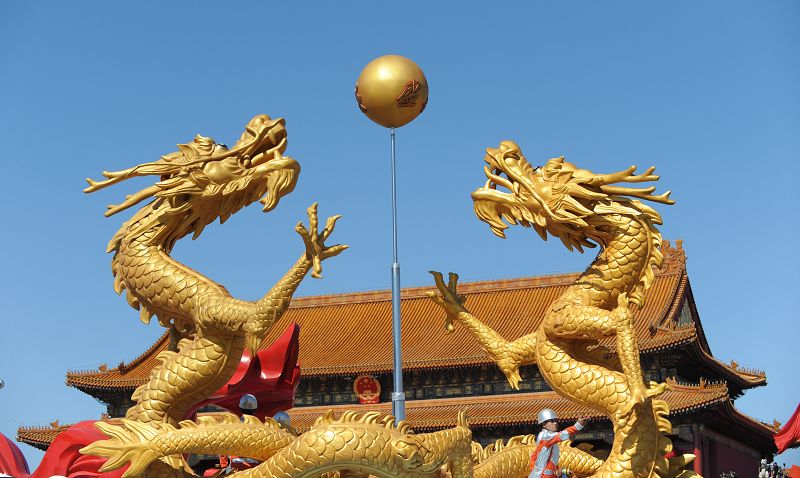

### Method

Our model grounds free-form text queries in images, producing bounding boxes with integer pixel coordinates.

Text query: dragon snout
[246,115,285,134]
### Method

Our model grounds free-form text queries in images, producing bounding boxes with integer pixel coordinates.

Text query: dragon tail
[81,419,164,477]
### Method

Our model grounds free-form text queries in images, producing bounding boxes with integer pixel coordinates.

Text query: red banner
[776,403,800,454]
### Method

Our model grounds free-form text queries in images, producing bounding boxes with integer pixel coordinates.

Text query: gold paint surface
[80,116,697,478]
[81,115,348,477]
[355,55,428,128]
[428,141,701,478]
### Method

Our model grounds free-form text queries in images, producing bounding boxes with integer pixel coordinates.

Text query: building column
[692,425,703,476]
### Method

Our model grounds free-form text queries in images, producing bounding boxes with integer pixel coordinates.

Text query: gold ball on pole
[355,55,428,128]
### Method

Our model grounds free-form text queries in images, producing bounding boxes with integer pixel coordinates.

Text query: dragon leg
[427,272,537,389]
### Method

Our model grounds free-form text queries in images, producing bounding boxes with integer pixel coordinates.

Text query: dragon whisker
[600,185,674,204]
[104,185,162,217]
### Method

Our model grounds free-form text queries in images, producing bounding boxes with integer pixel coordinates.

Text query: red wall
[705,436,761,478]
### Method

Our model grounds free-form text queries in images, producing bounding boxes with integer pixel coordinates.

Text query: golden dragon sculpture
[427,141,700,478]
[82,114,346,475]
[81,125,636,478]
[84,410,604,478]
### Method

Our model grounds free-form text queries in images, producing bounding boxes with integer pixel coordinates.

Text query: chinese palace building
[17,241,778,477]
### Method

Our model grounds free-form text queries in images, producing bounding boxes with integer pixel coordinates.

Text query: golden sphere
[355,55,428,128]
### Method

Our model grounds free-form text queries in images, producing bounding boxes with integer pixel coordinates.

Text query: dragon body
[428,141,700,478]
[83,115,346,474]
[85,411,473,478]
[85,411,605,478]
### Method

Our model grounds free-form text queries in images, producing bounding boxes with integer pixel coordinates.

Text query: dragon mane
[84,115,297,254]
[473,142,674,307]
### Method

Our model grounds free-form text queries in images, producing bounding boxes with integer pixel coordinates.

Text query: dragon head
[85,115,299,251]
[472,140,674,252]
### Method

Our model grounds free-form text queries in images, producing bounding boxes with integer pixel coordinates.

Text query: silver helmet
[239,393,258,411]
[537,408,558,424]
[273,410,291,428]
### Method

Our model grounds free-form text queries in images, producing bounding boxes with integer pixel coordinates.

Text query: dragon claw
[427,271,468,323]
[646,381,668,398]
[504,369,522,390]
[296,203,347,279]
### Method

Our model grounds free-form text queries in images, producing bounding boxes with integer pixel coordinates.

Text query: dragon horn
[84,167,143,193]
[589,165,660,186]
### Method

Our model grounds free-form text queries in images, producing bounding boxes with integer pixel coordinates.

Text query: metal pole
[389,127,405,421]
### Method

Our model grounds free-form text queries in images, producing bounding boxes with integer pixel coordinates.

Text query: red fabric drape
[0,433,30,477]
[776,403,800,454]
[29,420,128,478]
[0,421,127,478]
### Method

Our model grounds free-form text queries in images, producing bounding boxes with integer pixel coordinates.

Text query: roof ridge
[65,368,105,377]
[666,376,729,393]
[17,423,70,431]
[287,273,581,308]
[726,361,766,377]
[67,332,170,379]
[288,267,681,309]
[723,401,781,433]
[691,345,768,388]
[117,331,170,371]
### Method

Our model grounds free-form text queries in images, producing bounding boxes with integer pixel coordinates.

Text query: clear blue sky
[1,1,798,469]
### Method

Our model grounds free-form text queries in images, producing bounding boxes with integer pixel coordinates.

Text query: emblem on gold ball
[355,55,428,128]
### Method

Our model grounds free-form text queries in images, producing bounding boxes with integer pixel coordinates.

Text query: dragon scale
[428,141,700,478]
[117,226,318,424]
[82,115,347,477]
[85,411,606,478]
[82,124,684,478]
[473,436,603,478]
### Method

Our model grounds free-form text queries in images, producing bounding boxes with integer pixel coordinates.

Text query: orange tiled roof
[284,380,730,432]
[67,267,695,391]
[18,383,751,449]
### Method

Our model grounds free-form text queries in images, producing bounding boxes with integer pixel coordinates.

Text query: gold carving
[428,140,701,478]
[354,85,367,113]
[396,78,420,107]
